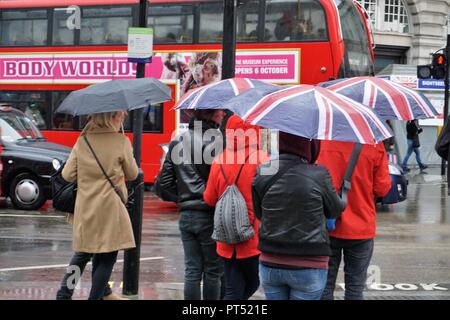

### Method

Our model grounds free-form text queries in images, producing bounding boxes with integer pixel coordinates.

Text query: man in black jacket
[402,119,428,173]
[155,110,225,300]
[252,132,345,300]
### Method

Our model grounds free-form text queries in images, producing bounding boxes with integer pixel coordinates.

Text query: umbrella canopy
[221,85,393,144]
[319,76,438,120]
[56,78,172,116]
[174,78,275,110]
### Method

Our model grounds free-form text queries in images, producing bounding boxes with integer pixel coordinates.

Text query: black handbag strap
[340,142,363,205]
[83,135,124,202]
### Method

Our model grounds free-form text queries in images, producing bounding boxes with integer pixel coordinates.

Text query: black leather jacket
[155,118,223,212]
[252,154,345,256]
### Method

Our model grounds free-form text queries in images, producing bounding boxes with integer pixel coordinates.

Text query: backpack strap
[219,153,251,186]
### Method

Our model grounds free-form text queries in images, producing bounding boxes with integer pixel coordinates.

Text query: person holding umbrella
[252,132,345,300]
[54,78,171,300]
[57,111,138,300]
[155,109,226,300]
[317,141,391,300]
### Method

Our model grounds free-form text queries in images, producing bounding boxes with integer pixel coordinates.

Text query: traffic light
[432,53,446,79]
[417,52,447,79]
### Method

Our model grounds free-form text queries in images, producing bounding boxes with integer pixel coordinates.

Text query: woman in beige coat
[56,111,138,300]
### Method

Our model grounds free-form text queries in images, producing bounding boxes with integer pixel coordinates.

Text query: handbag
[412,135,420,148]
[51,164,77,214]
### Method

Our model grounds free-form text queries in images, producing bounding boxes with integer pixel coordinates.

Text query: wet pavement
[1,168,450,300]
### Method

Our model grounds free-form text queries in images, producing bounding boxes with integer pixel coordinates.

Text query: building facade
[357,0,450,73]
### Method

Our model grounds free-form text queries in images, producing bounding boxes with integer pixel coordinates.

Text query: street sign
[417,79,445,90]
[127,27,153,63]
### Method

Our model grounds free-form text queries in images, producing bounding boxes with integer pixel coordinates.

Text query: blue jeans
[179,210,223,300]
[402,139,424,168]
[259,263,327,300]
[321,238,374,300]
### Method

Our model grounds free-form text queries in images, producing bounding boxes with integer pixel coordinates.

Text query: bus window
[236,0,260,43]
[199,2,223,43]
[52,92,75,130]
[53,8,75,46]
[143,104,163,133]
[335,0,373,76]
[148,5,194,44]
[80,6,132,45]
[0,91,48,129]
[265,0,328,42]
[0,9,48,46]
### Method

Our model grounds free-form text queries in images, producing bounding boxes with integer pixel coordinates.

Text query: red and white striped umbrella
[221,84,393,144]
[319,76,439,120]
[174,77,275,110]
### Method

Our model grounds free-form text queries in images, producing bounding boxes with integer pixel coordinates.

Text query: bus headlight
[52,159,61,171]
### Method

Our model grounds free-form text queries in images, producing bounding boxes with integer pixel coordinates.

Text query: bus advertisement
[0,0,374,183]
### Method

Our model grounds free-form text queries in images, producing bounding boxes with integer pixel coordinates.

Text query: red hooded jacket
[204,115,269,259]
[317,141,391,239]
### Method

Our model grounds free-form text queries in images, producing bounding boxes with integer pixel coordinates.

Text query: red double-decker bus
[0,0,374,183]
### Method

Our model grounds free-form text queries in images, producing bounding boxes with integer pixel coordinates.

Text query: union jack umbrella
[174,78,275,110]
[222,85,393,144]
[319,76,438,120]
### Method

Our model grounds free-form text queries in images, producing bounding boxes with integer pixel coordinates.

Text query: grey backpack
[212,158,254,244]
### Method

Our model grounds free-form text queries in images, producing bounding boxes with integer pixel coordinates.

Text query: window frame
[148,3,195,44]
[0,8,50,47]
[79,4,135,46]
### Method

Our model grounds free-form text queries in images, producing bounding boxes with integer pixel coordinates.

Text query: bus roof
[0,0,214,9]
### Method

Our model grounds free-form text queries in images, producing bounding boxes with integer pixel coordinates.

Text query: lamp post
[123,0,147,297]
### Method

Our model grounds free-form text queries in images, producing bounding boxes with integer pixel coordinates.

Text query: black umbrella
[56,78,172,116]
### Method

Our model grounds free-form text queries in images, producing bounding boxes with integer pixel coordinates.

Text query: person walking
[204,115,268,300]
[56,111,138,300]
[252,132,344,300]
[402,119,428,173]
[155,109,225,300]
[317,141,391,300]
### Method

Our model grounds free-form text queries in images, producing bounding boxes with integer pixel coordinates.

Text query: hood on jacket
[279,131,321,164]
[225,115,260,151]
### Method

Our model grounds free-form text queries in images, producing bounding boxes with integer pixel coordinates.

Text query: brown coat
[63,125,139,253]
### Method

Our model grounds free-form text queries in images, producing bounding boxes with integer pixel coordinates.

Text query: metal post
[123,0,147,297]
[221,0,237,79]
[220,0,238,133]
[441,33,450,176]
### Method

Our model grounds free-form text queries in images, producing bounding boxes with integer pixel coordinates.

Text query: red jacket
[204,116,269,259]
[317,141,391,239]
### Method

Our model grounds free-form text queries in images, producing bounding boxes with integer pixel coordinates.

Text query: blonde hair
[82,111,121,135]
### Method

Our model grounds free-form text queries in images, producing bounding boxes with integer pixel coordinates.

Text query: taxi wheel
[10,173,46,210]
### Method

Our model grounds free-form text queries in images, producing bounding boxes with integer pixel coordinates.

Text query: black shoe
[402,167,410,173]
[420,164,428,170]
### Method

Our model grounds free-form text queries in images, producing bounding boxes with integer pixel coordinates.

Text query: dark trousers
[321,237,374,300]
[179,210,223,300]
[56,251,117,300]
[223,254,260,300]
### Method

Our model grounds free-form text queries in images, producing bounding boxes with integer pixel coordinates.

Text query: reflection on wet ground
[1,168,450,300]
